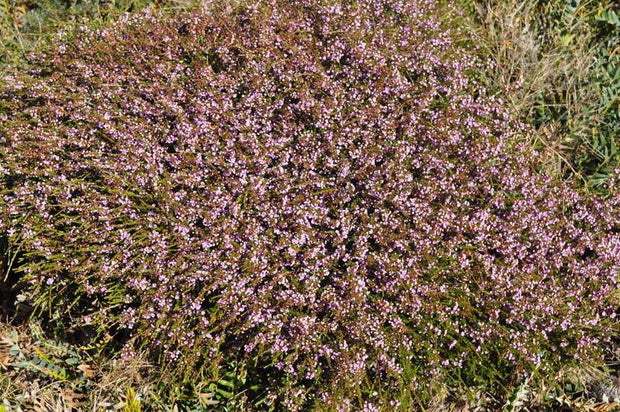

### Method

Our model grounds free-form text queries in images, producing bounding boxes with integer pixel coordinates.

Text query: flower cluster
[1,0,618,408]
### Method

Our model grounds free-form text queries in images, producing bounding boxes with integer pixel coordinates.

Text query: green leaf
[9,345,20,357]
[560,33,575,47]
[216,388,233,399]
[65,357,80,366]
[16,361,29,369]
[218,378,235,388]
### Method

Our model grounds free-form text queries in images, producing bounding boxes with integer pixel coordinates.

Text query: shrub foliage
[1,0,619,408]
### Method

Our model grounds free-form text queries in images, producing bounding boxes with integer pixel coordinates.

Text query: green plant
[123,388,143,412]
[8,324,89,383]
[0,0,619,409]
[503,372,534,412]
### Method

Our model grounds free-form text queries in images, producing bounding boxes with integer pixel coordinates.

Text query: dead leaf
[78,363,95,378]
[0,336,14,368]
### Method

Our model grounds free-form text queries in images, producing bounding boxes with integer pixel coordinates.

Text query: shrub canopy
[1,0,619,408]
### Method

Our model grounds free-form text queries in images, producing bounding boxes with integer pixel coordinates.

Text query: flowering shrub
[1,0,619,408]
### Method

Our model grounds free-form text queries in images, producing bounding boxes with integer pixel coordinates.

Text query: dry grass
[0,322,155,411]
[460,0,601,184]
